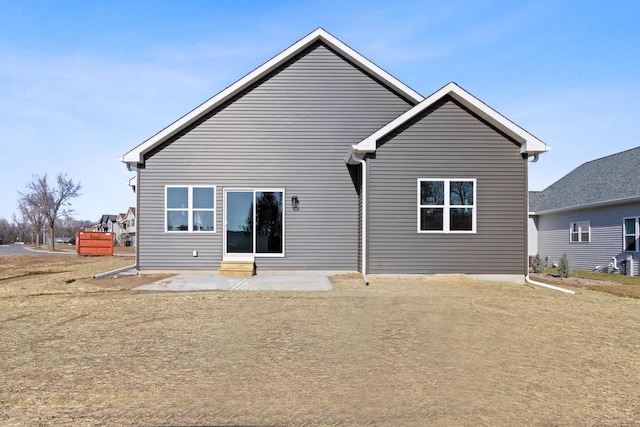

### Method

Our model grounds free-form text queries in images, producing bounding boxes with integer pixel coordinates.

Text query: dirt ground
[1,256,640,426]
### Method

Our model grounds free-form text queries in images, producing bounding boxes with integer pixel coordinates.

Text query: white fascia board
[532,196,640,216]
[122,28,424,166]
[354,82,550,156]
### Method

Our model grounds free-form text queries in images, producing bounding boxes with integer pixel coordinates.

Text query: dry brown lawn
[1,255,639,426]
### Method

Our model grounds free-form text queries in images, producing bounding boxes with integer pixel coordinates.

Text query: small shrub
[557,253,571,278]
[532,254,545,273]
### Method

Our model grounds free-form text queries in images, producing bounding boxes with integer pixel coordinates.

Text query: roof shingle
[529,146,640,212]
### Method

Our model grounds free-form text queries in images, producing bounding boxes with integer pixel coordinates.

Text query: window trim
[569,221,590,243]
[223,188,285,258]
[623,217,640,252]
[165,185,216,233]
[417,178,476,234]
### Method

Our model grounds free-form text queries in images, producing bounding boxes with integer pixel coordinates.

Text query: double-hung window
[418,179,476,233]
[166,186,216,232]
[624,217,640,252]
[569,221,590,243]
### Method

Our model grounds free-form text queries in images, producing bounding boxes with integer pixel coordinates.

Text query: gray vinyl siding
[138,42,412,270]
[537,201,640,273]
[368,98,527,275]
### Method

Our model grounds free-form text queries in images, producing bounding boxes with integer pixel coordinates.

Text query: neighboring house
[116,212,127,246]
[94,215,118,233]
[529,147,640,274]
[123,207,136,247]
[121,28,548,282]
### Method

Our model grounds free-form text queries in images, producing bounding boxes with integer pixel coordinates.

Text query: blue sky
[1,0,638,222]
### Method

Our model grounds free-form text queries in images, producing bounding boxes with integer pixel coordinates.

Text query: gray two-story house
[121,28,549,283]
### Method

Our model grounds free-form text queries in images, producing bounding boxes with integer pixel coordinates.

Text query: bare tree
[19,173,81,251]
[17,193,47,246]
[58,216,93,241]
[0,217,19,244]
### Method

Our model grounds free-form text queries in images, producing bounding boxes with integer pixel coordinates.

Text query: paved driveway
[0,245,75,256]
[134,273,333,292]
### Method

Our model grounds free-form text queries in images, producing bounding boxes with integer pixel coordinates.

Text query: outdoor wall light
[291,196,299,211]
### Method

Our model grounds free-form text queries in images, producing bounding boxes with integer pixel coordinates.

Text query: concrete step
[219,260,255,277]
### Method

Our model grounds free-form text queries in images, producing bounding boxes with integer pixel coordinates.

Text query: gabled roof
[350,82,549,158]
[121,28,424,166]
[529,146,640,214]
[100,214,117,224]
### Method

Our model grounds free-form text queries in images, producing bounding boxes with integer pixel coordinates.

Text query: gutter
[348,151,369,285]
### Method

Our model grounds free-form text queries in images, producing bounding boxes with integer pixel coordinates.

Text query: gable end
[376,95,521,151]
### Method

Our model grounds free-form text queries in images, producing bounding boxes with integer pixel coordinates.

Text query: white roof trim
[122,28,424,165]
[352,82,550,157]
[531,195,640,215]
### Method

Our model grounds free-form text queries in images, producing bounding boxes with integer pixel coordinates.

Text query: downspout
[350,152,369,285]
[525,274,575,295]
[525,152,574,294]
[94,264,136,279]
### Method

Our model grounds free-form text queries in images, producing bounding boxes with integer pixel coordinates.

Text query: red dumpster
[76,232,113,256]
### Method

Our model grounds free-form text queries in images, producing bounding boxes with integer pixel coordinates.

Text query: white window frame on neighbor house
[569,221,590,243]
[165,185,216,233]
[623,217,640,252]
[417,178,476,234]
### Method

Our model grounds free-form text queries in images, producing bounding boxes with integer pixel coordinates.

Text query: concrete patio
[134,272,333,292]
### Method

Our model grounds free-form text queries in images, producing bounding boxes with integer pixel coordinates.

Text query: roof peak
[351,81,549,158]
[122,28,424,166]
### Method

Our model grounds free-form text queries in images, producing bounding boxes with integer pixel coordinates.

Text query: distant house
[529,147,640,274]
[95,215,118,233]
[123,207,136,247]
[121,28,548,282]
[115,212,127,246]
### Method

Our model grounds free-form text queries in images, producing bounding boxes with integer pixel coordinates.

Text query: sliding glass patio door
[224,189,283,256]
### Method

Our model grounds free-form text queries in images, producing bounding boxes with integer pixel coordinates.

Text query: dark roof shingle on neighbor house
[529,146,640,213]
[100,214,118,224]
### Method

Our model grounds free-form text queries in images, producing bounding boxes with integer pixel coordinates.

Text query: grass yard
[1,255,639,425]
[544,267,640,285]
[532,268,640,299]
